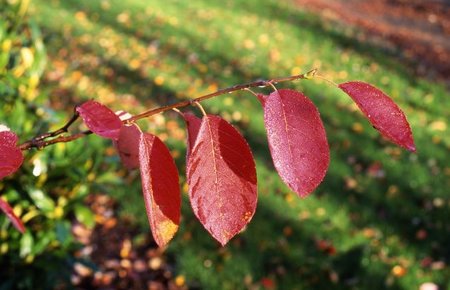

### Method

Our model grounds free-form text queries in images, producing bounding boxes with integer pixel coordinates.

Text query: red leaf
[0,197,25,233]
[261,277,276,289]
[181,112,202,161]
[116,123,141,170]
[0,144,24,180]
[76,100,123,140]
[0,131,19,147]
[257,94,268,106]
[262,89,329,198]
[139,133,180,247]
[187,115,257,246]
[339,81,416,152]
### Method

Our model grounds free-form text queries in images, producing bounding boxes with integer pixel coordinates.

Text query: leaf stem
[19,69,316,150]
[193,101,207,117]
[315,74,338,87]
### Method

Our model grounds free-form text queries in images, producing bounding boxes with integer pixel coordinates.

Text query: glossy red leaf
[187,115,257,246]
[0,131,19,147]
[0,197,25,233]
[139,133,180,247]
[0,145,24,180]
[181,112,202,161]
[257,93,268,106]
[261,89,329,198]
[76,100,123,140]
[116,123,141,170]
[339,81,416,152]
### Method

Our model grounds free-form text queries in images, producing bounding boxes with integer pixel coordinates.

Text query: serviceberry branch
[19,69,318,151]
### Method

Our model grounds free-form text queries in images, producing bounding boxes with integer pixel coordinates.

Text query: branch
[128,69,317,122]
[19,69,317,150]
[34,110,79,141]
[19,131,92,151]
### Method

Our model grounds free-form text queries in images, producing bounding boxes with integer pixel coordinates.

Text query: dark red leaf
[0,144,24,180]
[76,100,123,140]
[0,197,25,233]
[262,89,329,198]
[261,277,276,289]
[139,133,180,247]
[0,131,19,147]
[116,123,141,170]
[181,112,202,161]
[339,81,416,152]
[187,115,257,246]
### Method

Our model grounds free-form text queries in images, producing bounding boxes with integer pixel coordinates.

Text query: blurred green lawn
[31,0,449,289]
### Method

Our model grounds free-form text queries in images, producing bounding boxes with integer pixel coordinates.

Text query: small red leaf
[0,131,19,147]
[0,197,25,233]
[76,100,123,140]
[181,112,202,161]
[116,123,141,170]
[187,115,257,246]
[262,89,329,198]
[339,81,416,152]
[139,133,181,247]
[0,145,24,180]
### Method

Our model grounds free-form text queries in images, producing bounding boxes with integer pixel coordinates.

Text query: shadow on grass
[172,195,407,290]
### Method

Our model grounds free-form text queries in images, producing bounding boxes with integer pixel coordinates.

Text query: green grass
[31,0,449,289]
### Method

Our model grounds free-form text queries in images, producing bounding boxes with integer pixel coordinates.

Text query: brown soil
[295,0,450,83]
[70,194,188,290]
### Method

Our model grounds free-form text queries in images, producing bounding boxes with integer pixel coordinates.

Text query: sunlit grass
[32,0,450,289]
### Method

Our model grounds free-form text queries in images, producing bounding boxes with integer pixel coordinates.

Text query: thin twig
[19,131,92,150]
[19,110,81,150]
[34,110,79,141]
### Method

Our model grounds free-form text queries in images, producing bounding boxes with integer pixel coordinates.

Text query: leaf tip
[215,231,232,247]
[406,143,417,153]
[0,198,26,233]
[154,220,179,247]
[16,222,26,234]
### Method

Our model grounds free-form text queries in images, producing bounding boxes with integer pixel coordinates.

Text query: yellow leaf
[154,76,164,86]
[392,265,407,277]
[175,275,186,286]
[352,122,364,134]
[243,39,255,50]
[429,120,446,131]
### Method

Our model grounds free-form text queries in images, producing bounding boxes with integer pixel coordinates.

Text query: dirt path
[295,0,450,83]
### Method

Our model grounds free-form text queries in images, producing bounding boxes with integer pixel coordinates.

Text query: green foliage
[0,0,45,103]
[0,1,102,288]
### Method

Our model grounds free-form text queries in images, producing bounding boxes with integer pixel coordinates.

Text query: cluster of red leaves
[0,81,415,246]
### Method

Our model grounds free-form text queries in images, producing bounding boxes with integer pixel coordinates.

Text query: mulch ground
[71,194,188,290]
[295,0,450,84]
